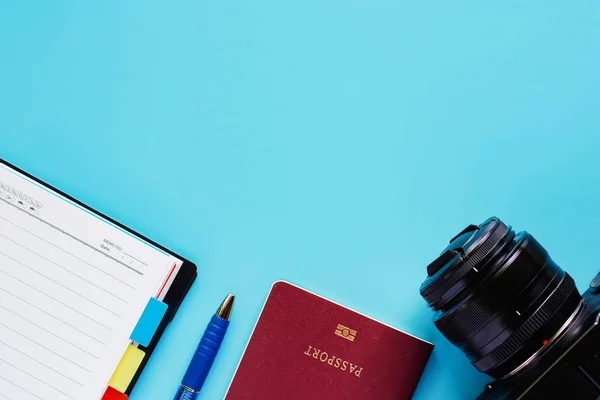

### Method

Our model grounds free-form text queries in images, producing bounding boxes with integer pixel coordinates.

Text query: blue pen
[173,294,235,400]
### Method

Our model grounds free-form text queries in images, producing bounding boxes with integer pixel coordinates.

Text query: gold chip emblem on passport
[335,324,357,341]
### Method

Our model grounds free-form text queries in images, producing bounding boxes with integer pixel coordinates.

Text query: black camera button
[589,272,600,294]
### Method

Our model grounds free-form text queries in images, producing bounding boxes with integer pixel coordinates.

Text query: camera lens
[420,217,582,378]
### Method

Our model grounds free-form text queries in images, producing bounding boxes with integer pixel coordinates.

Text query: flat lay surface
[1,2,599,399]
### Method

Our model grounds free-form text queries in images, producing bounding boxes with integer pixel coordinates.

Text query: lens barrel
[420,217,582,378]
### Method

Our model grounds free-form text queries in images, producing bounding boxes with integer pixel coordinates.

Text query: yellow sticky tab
[108,345,146,393]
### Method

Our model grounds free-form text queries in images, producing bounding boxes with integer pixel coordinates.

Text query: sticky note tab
[102,386,128,400]
[108,345,146,393]
[130,297,168,346]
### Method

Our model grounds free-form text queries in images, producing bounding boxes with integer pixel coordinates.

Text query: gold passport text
[303,345,363,377]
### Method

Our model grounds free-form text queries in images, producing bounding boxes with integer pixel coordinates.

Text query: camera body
[419,217,600,400]
[479,279,600,399]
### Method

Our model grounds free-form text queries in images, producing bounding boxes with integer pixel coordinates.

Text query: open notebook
[0,160,196,400]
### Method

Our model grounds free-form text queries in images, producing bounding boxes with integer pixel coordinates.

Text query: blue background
[1,2,599,399]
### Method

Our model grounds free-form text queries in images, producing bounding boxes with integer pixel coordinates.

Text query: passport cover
[225,281,433,400]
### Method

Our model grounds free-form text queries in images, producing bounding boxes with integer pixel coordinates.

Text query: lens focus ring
[473,272,579,376]
[435,234,549,344]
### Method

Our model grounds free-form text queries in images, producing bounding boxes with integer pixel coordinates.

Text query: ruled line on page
[0,267,115,330]
[0,340,85,385]
[0,287,106,345]
[0,251,120,318]
[0,375,44,400]
[0,304,99,359]
[0,322,91,373]
[0,214,139,287]
[0,233,129,303]
[0,359,78,399]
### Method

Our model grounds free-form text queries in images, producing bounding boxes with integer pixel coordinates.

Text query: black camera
[420,217,600,399]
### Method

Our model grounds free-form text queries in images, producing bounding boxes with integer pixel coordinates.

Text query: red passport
[225,282,433,400]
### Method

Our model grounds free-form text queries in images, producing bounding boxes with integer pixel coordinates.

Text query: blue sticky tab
[130,298,168,347]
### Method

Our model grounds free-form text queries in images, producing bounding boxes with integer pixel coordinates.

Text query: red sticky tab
[102,386,128,400]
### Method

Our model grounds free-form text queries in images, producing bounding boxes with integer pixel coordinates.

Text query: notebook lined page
[0,163,180,400]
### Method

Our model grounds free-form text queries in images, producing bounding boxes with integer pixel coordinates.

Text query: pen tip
[216,293,235,320]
